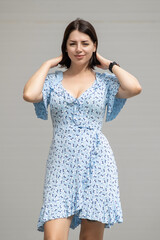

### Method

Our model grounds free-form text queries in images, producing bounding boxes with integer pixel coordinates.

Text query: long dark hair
[59,18,100,70]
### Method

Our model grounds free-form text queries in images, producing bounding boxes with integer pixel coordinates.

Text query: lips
[75,55,85,58]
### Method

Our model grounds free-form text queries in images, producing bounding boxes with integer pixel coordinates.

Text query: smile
[75,55,85,59]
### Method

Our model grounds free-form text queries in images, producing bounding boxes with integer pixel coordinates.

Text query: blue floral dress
[33,70,127,232]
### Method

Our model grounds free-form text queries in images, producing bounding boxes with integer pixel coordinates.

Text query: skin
[44,215,105,240]
[43,31,142,240]
[65,29,96,74]
[58,29,142,101]
[23,30,142,102]
[60,30,98,99]
[51,30,142,102]
[23,30,142,240]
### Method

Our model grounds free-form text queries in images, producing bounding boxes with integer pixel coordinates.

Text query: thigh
[44,215,74,240]
[79,219,105,240]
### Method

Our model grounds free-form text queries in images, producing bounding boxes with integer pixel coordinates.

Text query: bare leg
[79,219,105,240]
[44,215,74,240]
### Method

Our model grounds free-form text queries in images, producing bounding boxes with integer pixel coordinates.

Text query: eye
[69,43,89,46]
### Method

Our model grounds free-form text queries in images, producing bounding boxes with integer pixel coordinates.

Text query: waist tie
[77,125,101,190]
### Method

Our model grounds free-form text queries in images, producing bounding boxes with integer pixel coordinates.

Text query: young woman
[23,18,142,240]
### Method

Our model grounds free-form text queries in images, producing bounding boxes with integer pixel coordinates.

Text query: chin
[72,58,91,64]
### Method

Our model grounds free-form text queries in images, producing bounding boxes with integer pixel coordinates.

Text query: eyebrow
[69,40,89,42]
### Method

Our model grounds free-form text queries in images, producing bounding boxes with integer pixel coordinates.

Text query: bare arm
[23,55,62,103]
[96,52,142,98]
[111,65,142,98]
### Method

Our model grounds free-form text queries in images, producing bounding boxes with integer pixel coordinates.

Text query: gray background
[1,0,159,239]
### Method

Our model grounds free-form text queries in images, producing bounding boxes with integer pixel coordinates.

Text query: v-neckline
[60,71,98,100]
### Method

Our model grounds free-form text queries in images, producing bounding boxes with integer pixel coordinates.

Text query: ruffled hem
[106,97,127,122]
[37,204,123,231]
[33,100,48,120]
[103,72,127,122]
[33,73,55,120]
[37,212,123,232]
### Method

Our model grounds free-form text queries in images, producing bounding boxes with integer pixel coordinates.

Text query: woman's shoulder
[96,71,117,84]
[96,70,116,78]
[45,70,63,84]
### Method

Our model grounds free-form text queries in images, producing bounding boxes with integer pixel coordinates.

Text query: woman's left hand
[96,52,112,70]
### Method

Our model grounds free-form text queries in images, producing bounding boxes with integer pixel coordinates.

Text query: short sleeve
[105,73,127,122]
[33,73,53,120]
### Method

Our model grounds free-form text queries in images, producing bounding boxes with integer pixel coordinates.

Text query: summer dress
[33,70,127,232]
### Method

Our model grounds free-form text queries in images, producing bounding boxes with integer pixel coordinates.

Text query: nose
[76,43,82,52]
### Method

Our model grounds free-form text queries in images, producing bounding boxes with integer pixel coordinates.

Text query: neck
[66,62,93,76]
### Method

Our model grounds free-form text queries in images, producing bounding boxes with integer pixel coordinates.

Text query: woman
[23,18,142,240]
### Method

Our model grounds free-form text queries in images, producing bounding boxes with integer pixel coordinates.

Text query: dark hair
[59,18,100,70]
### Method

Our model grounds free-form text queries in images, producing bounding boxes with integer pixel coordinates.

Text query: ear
[93,42,97,52]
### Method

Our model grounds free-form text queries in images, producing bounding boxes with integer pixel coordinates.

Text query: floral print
[33,70,127,232]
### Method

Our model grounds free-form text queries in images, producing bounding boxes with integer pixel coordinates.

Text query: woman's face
[66,30,96,66]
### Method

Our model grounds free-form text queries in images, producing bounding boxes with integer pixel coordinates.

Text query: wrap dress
[33,70,127,232]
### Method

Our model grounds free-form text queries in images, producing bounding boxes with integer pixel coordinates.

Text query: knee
[79,235,94,240]
[44,237,64,240]
[44,233,66,240]
[79,231,95,240]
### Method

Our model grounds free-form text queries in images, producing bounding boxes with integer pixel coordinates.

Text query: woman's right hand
[47,54,63,69]
[23,54,63,102]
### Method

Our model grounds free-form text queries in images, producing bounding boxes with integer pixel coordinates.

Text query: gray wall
[1,0,159,239]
